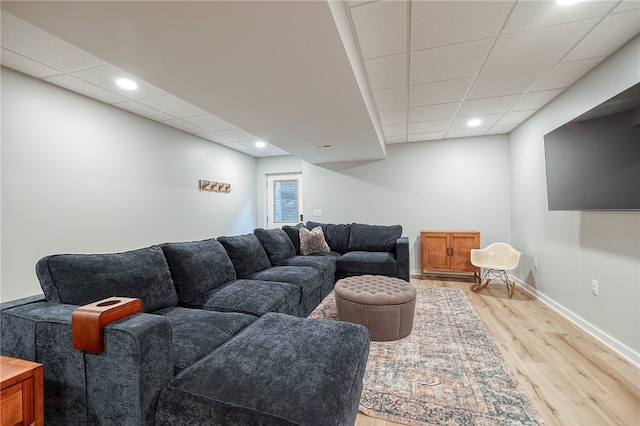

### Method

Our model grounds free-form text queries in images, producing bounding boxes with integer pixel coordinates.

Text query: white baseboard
[512,276,640,368]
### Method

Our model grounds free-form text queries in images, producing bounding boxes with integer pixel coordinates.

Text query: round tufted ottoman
[334,275,417,341]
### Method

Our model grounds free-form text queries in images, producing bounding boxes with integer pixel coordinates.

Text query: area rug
[309,286,544,426]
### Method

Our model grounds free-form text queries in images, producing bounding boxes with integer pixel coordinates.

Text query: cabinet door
[450,232,479,272]
[422,232,449,270]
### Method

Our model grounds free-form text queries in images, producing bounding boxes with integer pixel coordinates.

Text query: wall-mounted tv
[544,83,640,211]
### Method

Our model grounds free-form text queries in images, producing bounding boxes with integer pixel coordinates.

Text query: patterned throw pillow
[299,226,331,255]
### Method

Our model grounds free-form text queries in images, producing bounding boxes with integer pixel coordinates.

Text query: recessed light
[116,78,138,90]
[255,141,266,148]
[467,119,482,127]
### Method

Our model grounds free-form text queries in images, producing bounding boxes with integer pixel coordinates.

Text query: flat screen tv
[544,83,640,211]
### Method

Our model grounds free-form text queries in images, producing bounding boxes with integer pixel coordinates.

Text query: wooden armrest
[72,297,143,353]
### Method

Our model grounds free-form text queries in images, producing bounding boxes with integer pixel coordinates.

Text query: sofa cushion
[336,251,398,277]
[300,226,330,255]
[253,228,296,264]
[160,238,237,303]
[306,222,351,253]
[185,279,300,317]
[35,246,178,312]
[282,223,304,255]
[275,254,337,279]
[155,312,370,426]
[152,307,255,375]
[348,223,402,252]
[217,234,271,278]
[249,265,324,300]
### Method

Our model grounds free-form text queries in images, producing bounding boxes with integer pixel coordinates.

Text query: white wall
[510,36,640,363]
[1,68,258,301]
[258,136,512,274]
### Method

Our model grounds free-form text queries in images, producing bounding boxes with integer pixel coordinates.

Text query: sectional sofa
[0,222,409,425]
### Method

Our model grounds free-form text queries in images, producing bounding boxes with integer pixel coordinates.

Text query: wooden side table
[0,356,44,426]
[420,231,480,283]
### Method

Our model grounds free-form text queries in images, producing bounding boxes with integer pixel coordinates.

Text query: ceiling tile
[350,0,408,59]
[0,48,60,78]
[532,57,604,91]
[242,148,268,157]
[407,132,446,143]
[183,115,237,132]
[409,78,473,107]
[613,1,640,14]
[161,119,207,134]
[373,86,407,111]
[446,128,488,139]
[408,119,452,134]
[262,146,290,156]
[364,53,407,91]
[563,10,640,61]
[458,94,521,117]
[482,19,599,74]
[385,135,407,144]
[137,94,209,118]
[502,0,615,34]
[1,11,105,72]
[379,108,407,126]
[469,66,550,99]
[410,38,493,85]
[411,1,514,50]
[43,74,128,104]
[485,124,518,135]
[71,64,167,100]
[512,89,563,111]
[408,102,460,122]
[383,123,406,137]
[496,110,536,126]
[220,142,250,151]
[113,101,174,121]
[203,128,258,143]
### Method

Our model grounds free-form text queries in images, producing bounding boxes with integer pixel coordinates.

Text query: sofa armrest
[1,300,173,425]
[396,236,410,282]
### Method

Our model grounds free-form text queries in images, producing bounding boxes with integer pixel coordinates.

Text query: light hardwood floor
[355,277,640,426]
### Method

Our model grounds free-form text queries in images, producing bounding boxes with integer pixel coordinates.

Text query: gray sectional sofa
[0,222,409,425]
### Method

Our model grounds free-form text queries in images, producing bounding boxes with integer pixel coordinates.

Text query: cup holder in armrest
[71,297,144,353]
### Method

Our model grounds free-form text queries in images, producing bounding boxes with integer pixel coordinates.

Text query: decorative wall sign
[199,180,231,193]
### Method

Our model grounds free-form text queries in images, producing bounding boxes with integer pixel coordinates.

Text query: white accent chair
[470,243,522,297]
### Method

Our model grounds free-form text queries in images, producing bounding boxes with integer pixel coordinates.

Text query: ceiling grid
[1,0,639,162]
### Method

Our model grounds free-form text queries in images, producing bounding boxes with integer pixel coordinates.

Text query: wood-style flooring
[355,278,640,426]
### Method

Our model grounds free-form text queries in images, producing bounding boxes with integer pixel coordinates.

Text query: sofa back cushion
[161,238,237,303]
[348,223,403,252]
[306,222,351,253]
[282,223,304,255]
[35,246,178,312]
[253,228,296,264]
[217,234,271,278]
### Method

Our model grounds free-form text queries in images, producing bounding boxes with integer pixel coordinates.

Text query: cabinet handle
[447,247,453,256]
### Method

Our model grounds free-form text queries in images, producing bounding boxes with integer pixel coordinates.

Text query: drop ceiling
[1,1,639,164]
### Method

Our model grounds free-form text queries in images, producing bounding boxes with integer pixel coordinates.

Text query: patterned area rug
[309,286,544,426]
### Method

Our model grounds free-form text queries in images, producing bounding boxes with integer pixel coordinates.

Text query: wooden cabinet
[1,356,44,426]
[421,231,480,282]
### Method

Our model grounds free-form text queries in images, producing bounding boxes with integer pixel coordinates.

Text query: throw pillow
[299,226,330,256]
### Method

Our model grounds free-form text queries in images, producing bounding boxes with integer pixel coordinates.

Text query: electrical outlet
[591,279,599,296]
[533,257,539,269]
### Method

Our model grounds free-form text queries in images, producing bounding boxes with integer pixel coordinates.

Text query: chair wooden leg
[508,281,516,297]
[473,279,490,292]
